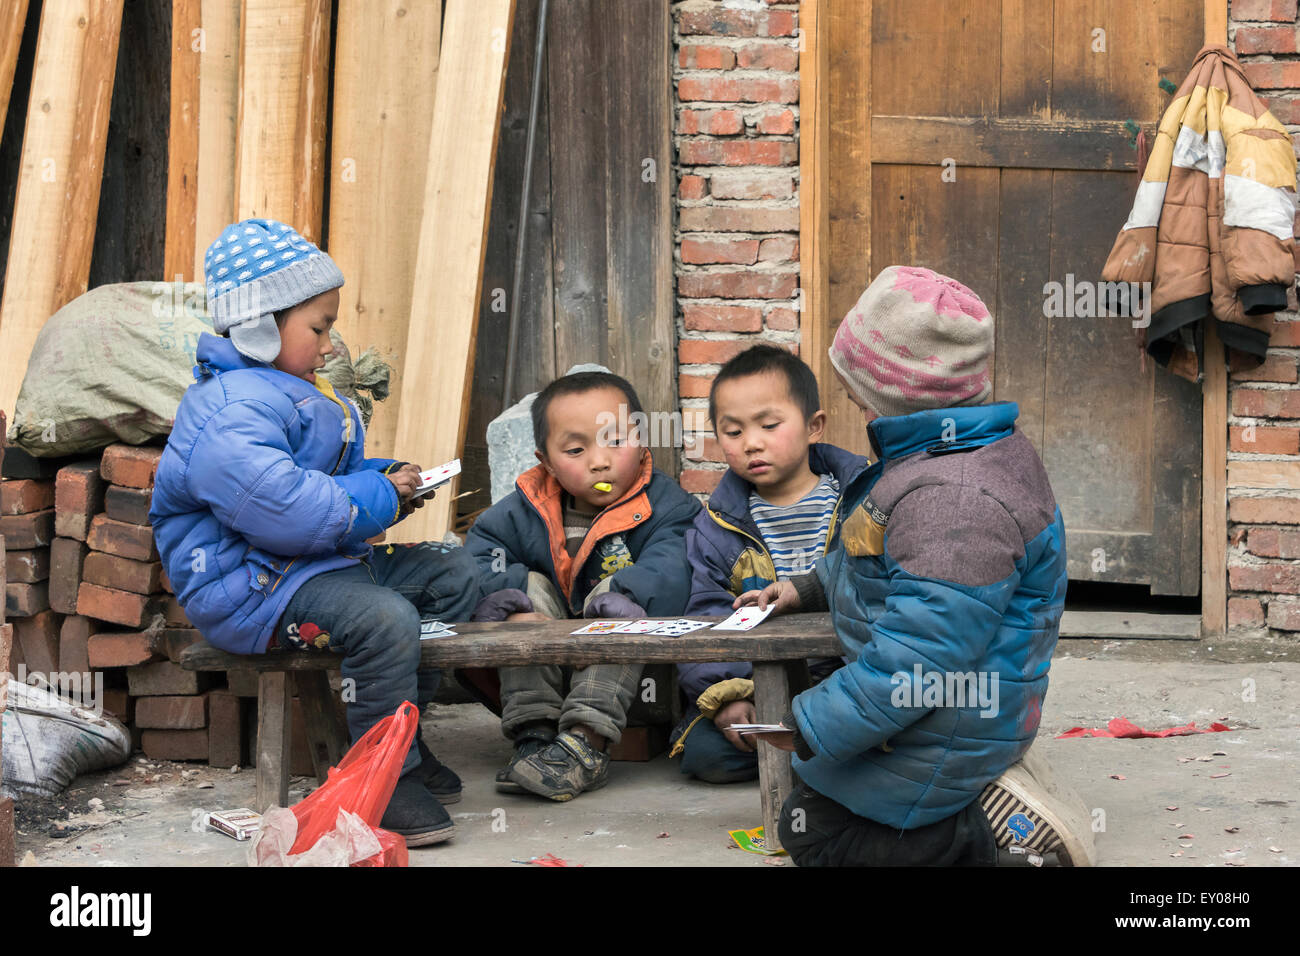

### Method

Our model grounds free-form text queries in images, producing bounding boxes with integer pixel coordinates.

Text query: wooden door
[811,0,1206,595]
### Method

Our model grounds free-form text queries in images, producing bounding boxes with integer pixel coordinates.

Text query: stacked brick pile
[2,445,59,687]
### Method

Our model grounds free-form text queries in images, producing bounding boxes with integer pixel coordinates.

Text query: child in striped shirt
[670,345,869,784]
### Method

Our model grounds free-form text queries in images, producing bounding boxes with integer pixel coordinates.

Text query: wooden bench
[179,614,841,850]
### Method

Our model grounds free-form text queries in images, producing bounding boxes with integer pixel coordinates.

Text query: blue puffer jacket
[679,443,869,698]
[149,334,404,654]
[790,402,1067,830]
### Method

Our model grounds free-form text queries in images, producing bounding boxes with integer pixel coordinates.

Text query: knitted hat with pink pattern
[829,265,994,418]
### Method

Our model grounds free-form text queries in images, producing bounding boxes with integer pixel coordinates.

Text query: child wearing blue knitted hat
[150,218,483,847]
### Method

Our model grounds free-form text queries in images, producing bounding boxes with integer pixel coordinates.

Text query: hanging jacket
[465,449,701,617]
[786,402,1068,830]
[149,333,405,655]
[678,442,869,698]
[1102,44,1297,381]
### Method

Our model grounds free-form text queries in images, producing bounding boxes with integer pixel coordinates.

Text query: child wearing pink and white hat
[741,266,1094,868]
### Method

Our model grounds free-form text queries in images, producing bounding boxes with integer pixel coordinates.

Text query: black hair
[708,344,821,425]
[531,371,644,451]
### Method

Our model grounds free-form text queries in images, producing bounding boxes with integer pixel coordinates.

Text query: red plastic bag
[250,700,418,866]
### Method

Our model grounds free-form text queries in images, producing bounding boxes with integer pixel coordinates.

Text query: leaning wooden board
[191,0,241,278]
[0,0,123,417]
[388,0,516,543]
[327,0,442,460]
[0,0,29,144]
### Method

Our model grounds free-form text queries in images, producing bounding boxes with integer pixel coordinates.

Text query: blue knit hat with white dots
[204,218,344,362]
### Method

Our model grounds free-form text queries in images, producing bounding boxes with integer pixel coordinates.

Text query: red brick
[756,107,796,134]
[1231,0,1297,22]
[682,303,763,332]
[14,610,60,675]
[77,583,161,629]
[684,434,726,463]
[49,537,89,615]
[709,169,795,200]
[83,551,163,595]
[86,514,159,563]
[87,630,161,669]
[758,236,799,262]
[54,462,105,540]
[735,41,799,71]
[128,659,209,696]
[681,237,761,265]
[136,694,208,730]
[678,138,798,166]
[141,728,209,761]
[765,305,799,331]
[1228,596,1266,627]
[104,485,153,526]
[208,690,245,768]
[678,270,798,299]
[1248,527,1300,558]
[1,478,54,515]
[0,509,54,549]
[1271,319,1300,348]
[163,594,192,628]
[1229,495,1300,523]
[0,442,58,480]
[1267,596,1300,630]
[678,43,736,69]
[1231,388,1300,418]
[156,627,201,661]
[100,444,163,489]
[679,373,716,399]
[678,74,800,104]
[0,622,13,673]
[1235,25,1300,54]
[680,468,725,494]
[58,616,97,675]
[679,338,754,365]
[1242,60,1300,91]
[678,108,743,135]
[6,581,50,618]
[160,567,173,593]
[679,204,800,232]
[1228,562,1300,593]
[678,8,797,37]
[678,174,708,200]
[1229,425,1300,454]
[101,687,133,723]
[5,548,49,583]
[1229,353,1298,384]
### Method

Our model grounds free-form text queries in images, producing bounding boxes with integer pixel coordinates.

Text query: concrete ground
[13,637,1299,867]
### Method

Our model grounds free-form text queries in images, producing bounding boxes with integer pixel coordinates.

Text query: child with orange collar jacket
[465,371,700,801]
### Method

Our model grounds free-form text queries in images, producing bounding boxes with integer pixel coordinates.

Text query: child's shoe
[507,730,610,802]
[416,738,462,804]
[495,721,557,794]
[380,774,456,847]
[978,745,1095,866]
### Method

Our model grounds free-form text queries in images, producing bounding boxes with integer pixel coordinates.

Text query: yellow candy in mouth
[592,482,613,493]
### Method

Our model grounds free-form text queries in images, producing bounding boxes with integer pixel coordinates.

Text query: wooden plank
[0,0,29,141]
[1059,610,1201,640]
[180,613,844,671]
[389,0,515,543]
[752,661,794,852]
[164,0,202,281]
[798,0,829,432]
[870,115,1154,171]
[1201,0,1229,635]
[327,0,441,459]
[233,0,329,240]
[192,0,240,277]
[871,0,999,117]
[255,670,292,810]
[0,0,123,417]
[293,669,346,783]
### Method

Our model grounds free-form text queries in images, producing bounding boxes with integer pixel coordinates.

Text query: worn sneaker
[507,730,610,802]
[416,738,462,804]
[495,722,557,794]
[978,746,1095,866]
[379,774,456,847]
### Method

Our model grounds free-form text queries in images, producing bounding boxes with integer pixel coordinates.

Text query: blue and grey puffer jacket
[149,334,404,654]
[679,443,869,698]
[790,402,1067,830]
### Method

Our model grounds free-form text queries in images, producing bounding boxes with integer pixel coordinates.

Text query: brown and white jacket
[1102,44,1297,381]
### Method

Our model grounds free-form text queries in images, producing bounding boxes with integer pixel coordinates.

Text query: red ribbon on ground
[1056,718,1231,739]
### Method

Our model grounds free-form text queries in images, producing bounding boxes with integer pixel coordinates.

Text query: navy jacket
[679,443,869,698]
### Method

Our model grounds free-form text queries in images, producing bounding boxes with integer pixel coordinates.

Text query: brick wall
[672,0,802,496]
[1225,0,1300,637]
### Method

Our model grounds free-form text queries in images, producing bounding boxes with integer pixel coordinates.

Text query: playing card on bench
[727,723,789,735]
[650,619,712,636]
[711,605,775,631]
[570,620,622,635]
[611,619,664,633]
